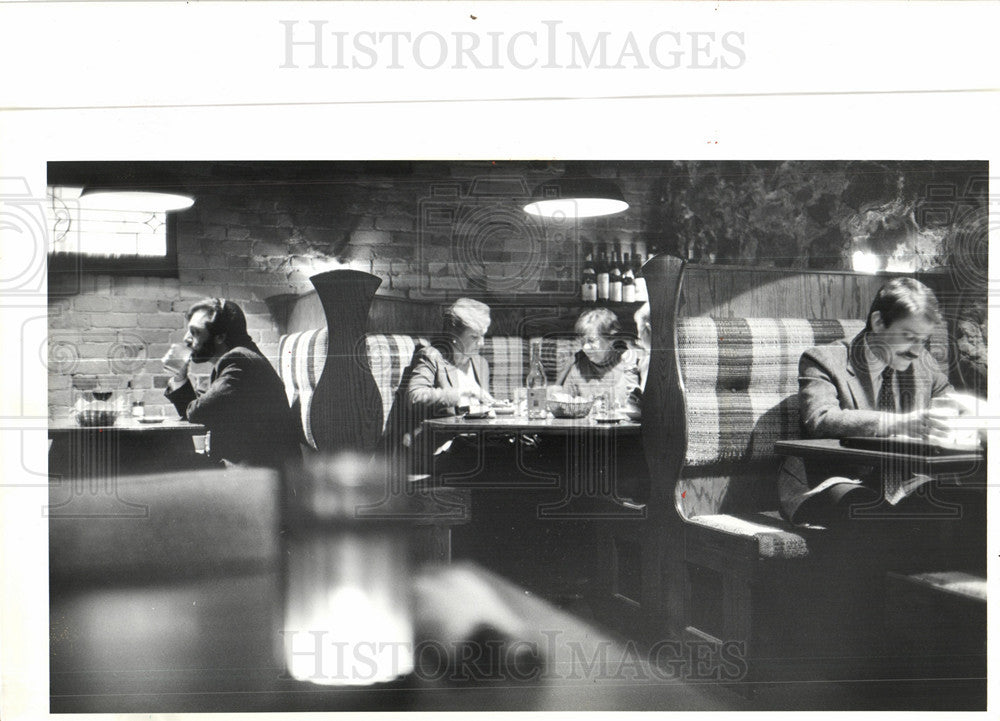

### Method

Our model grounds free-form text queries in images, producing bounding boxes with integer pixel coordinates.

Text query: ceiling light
[524,175,628,219]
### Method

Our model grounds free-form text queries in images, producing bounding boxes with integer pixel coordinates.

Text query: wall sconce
[78,188,195,213]
[523,175,629,219]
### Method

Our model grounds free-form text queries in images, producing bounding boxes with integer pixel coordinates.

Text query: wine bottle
[525,339,548,420]
[621,251,636,303]
[596,246,610,301]
[581,247,597,302]
[609,245,623,303]
[633,250,648,303]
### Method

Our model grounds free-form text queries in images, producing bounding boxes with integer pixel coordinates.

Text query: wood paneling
[678,265,940,319]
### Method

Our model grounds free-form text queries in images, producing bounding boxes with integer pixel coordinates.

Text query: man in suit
[164,298,300,469]
[780,278,954,525]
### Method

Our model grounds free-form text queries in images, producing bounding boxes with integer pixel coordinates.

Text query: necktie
[876,366,896,413]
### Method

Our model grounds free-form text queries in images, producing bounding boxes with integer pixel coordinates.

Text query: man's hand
[881,408,952,439]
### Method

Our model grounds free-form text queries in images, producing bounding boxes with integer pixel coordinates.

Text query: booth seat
[277,330,580,450]
[675,315,866,555]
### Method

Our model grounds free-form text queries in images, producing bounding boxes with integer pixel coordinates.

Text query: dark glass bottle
[596,247,610,301]
[621,251,635,303]
[633,250,648,303]
[581,247,597,302]
[609,246,623,303]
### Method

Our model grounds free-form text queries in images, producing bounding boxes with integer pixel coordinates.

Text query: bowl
[493,402,516,416]
[546,394,594,419]
[76,409,120,427]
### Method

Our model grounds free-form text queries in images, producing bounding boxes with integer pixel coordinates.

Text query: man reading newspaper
[779,278,982,526]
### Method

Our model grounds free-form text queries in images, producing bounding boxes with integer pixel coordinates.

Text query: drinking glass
[282,454,414,686]
[161,344,190,375]
[513,388,528,418]
[191,434,209,455]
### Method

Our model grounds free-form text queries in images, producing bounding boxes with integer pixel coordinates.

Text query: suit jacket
[383,341,491,463]
[780,331,953,522]
[166,345,301,469]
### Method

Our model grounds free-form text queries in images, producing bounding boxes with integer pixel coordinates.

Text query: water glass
[191,433,209,455]
[282,454,414,686]
[513,388,528,417]
[161,343,190,375]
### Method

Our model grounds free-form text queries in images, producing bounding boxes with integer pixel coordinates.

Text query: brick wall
[46,162,632,419]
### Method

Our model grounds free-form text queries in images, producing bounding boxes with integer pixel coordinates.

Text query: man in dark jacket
[164,298,300,469]
[779,278,956,525]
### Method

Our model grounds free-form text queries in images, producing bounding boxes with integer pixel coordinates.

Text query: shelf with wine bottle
[580,240,647,306]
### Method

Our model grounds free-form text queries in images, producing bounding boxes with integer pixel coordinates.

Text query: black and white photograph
[0,3,996,720]
[40,158,990,713]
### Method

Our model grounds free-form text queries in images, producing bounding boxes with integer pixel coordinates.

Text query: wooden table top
[775,438,985,477]
[49,417,206,434]
[423,413,642,436]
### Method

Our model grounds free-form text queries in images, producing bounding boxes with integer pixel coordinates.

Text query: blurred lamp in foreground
[283,454,414,685]
[523,175,629,219]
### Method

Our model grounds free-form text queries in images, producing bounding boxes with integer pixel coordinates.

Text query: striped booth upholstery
[675,317,866,560]
[278,330,579,450]
[480,336,579,401]
[678,318,866,466]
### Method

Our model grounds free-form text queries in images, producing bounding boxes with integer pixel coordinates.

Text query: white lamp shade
[524,176,628,219]
[78,190,194,213]
[524,197,629,219]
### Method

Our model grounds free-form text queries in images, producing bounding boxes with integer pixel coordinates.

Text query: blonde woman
[385,298,495,470]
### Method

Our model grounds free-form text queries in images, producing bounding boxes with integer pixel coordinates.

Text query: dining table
[48,416,211,516]
[774,437,986,520]
[421,412,646,518]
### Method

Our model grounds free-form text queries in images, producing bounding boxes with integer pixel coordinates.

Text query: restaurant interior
[46,160,988,712]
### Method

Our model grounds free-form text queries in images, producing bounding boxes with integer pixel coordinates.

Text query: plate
[464,410,495,420]
[595,415,622,424]
[138,417,164,424]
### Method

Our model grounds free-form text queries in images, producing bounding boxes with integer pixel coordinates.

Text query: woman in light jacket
[385,298,495,472]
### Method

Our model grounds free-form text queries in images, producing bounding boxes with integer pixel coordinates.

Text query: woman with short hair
[384,297,495,470]
[558,307,642,411]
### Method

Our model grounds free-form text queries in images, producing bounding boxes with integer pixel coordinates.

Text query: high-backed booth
[628,253,985,687]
